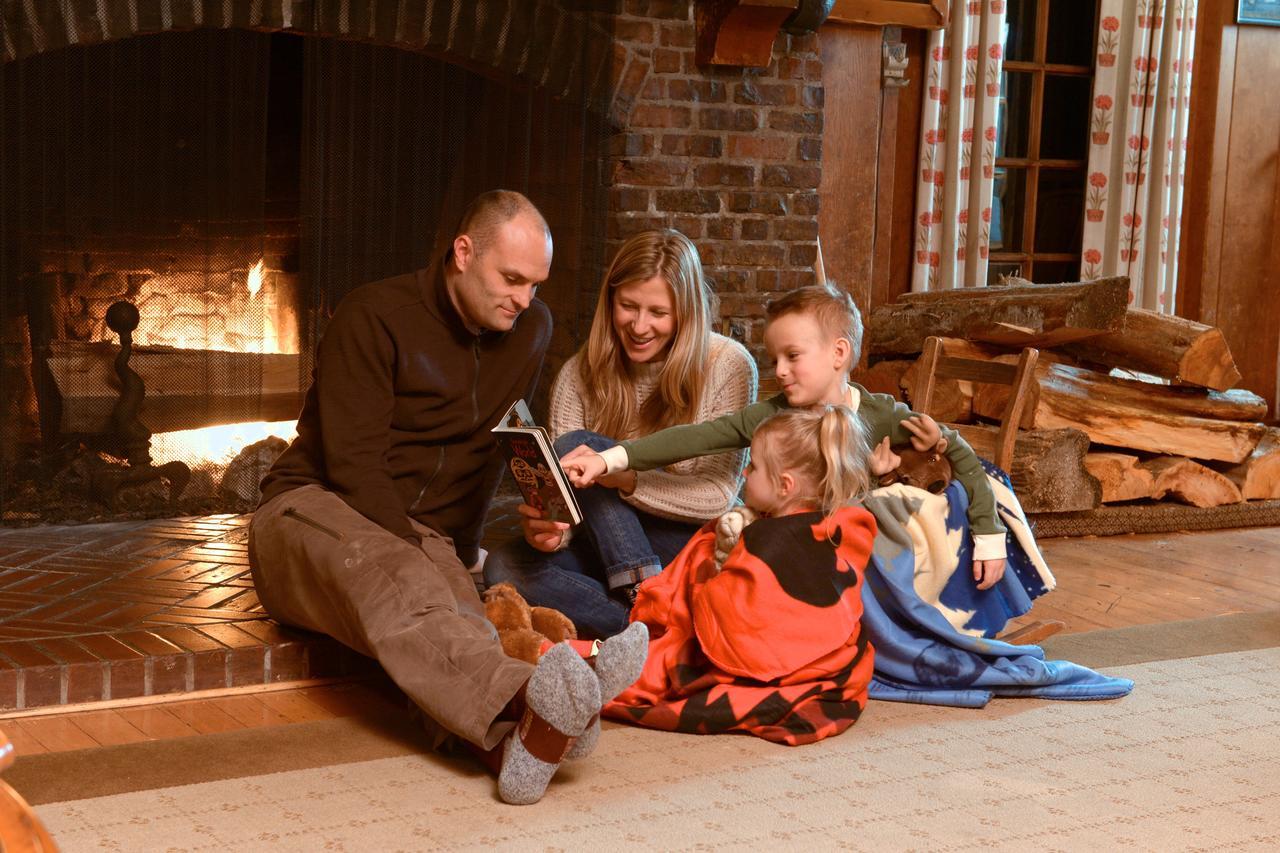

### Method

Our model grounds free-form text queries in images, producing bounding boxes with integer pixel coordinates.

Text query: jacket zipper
[471,337,481,428]
[410,445,446,514]
[282,507,345,541]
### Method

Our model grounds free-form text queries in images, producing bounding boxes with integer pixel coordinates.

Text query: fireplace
[1,11,614,522]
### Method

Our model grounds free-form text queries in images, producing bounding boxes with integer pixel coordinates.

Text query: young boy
[561,283,1008,589]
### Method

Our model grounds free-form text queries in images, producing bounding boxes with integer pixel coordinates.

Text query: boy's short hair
[766,281,863,366]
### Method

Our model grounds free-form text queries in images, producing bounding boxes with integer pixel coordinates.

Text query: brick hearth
[0,502,523,712]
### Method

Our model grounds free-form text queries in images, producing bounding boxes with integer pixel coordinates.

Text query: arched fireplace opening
[1,19,612,523]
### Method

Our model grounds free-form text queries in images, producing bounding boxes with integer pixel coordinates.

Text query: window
[989,0,1098,284]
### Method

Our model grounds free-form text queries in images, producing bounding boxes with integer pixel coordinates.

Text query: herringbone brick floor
[0,498,524,712]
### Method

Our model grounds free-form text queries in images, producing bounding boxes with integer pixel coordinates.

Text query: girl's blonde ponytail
[753,404,872,515]
[817,405,871,512]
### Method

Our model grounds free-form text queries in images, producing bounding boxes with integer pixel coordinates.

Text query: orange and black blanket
[604,507,877,745]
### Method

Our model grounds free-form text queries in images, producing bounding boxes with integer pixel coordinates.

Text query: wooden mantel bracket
[696,0,817,68]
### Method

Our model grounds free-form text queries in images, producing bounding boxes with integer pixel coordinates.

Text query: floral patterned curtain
[911,0,1007,291]
[1081,0,1197,311]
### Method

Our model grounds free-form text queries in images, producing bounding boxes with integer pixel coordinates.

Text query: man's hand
[973,558,1006,590]
[517,503,569,553]
[869,436,901,478]
[902,413,945,452]
[560,445,609,488]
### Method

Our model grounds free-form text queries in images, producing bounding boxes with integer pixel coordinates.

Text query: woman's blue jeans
[483,429,700,638]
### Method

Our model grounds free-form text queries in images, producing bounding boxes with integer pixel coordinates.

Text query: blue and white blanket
[862,461,1133,707]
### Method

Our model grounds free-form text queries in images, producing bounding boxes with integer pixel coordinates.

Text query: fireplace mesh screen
[0,17,611,519]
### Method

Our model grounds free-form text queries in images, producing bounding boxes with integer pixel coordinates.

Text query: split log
[47,341,303,434]
[1085,452,1156,502]
[850,359,912,402]
[973,363,1269,425]
[1060,307,1242,391]
[1141,456,1243,507]
[952,424,1101,513]
[1214,427,1280,500]
[970,362,1266,462]
[868,276,1130,356]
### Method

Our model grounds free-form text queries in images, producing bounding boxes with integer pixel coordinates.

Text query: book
[491,399,583,526]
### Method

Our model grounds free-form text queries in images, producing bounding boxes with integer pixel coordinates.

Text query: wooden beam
[695,0,799,67]
[828,0,949,29]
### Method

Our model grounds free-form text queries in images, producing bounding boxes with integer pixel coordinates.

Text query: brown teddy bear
[876,436,954,495]
[483,582,578,664]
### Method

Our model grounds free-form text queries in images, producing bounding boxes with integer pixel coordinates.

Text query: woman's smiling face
[612,275,676,364]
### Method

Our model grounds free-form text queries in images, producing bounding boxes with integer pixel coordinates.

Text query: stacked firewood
[856,276,1279,514]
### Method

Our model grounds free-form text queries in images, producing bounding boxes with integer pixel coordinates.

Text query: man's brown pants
[248,485,532,749]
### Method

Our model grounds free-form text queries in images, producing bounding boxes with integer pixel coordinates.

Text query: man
[249,190,645,804]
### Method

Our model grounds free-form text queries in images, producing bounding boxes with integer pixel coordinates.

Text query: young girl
[604,405,880,745]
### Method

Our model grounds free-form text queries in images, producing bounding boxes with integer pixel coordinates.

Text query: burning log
[219,435,290,503]
[1059,307,1243,391]
[47,340,303,434]
[867,276,1130,356]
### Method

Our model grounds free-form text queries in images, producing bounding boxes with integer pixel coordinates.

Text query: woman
[483,229,757,638]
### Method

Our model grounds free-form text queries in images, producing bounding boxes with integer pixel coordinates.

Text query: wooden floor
[4,525,1279,756]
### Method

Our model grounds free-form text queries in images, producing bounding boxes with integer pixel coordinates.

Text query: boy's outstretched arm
[561,397,787,489]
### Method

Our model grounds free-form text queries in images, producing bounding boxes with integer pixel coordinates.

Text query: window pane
[1040,74,1091,159]
[991,166,1026,252]
[1045,0,1097,67]
[998,71,1034,159]
[1029,259,1081,284]
[1034,167,1085,253]
[1003,0,1038,63]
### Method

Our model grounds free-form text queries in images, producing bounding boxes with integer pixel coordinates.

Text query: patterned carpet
[30,639,1280,851]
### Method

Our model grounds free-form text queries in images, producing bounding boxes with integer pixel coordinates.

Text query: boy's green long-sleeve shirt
[613,383,1007,548]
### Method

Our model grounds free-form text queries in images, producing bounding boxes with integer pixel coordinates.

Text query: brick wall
[607,1,825,359]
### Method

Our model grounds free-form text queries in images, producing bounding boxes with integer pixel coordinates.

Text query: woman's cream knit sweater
[548,332,757,523]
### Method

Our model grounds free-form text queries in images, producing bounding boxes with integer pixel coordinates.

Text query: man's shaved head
[452,190,550,258]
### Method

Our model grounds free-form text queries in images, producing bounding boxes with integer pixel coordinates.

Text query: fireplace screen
[1,22,610,521]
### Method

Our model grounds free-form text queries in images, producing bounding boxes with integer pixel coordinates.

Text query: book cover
[491,400,583,526]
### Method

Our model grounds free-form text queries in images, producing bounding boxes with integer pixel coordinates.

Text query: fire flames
[124,260,300,467]
[150,419,298,468]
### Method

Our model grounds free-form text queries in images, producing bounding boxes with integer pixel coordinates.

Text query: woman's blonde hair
[765,280,863,369]
[753,404,872,514]
[578,229,714,439]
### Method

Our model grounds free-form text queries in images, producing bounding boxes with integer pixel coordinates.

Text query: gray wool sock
[498,642,600,805]
[564,620,650,762]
